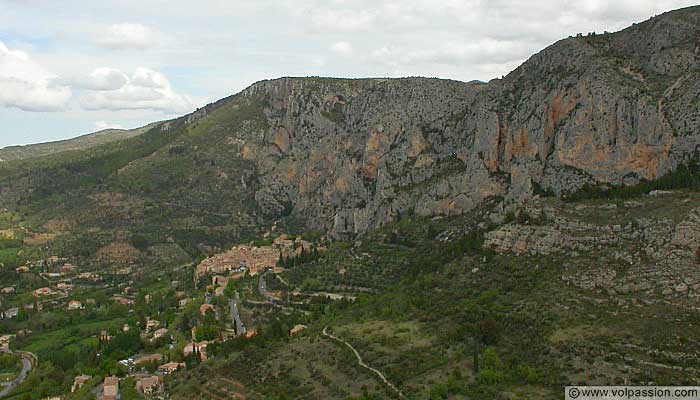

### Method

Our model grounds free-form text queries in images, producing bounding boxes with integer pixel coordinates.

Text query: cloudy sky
[0,0,696,148]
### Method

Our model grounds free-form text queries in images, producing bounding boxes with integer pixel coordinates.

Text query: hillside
[0,6,699,400]
[167,190,700,399]
[0,122,159,162]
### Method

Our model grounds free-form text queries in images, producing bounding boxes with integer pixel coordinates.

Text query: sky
[0,0,697,148]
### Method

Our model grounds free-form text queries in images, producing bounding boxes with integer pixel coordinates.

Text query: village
[0,233,330,399]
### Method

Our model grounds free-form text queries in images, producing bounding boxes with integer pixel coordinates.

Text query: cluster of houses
[196,235,315,279]
[0,255,111,318]
[142,318,169,342]
[71,375,121,400]
[71,363,185,399]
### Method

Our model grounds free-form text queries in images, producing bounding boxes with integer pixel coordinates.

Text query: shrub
[515,364,543,384]
[477,368,506,385]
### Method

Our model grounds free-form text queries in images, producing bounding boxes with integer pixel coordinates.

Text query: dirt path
[322,326,405,399]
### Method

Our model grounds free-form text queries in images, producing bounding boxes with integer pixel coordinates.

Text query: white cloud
[372,38,538,68]
[82,67,129,91]
[80,67,195,114]
[131,68,169,88]
[94,120,124,130]
[0,40,71,112]
[330,41,354,57]
[306,8,376,32]
[0,0,698,145]
[98,23,158,49]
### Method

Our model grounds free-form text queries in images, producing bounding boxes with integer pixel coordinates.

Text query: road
[258,270,280,302]
[0,352,34,398]
[322,327,404,399]
[229,296,246,336]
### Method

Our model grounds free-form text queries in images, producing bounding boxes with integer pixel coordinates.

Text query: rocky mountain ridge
[1,6,699,241]
[227,6,700,237]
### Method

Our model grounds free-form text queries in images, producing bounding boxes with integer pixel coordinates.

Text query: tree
[477,318,499,345]
[477,347,505,385]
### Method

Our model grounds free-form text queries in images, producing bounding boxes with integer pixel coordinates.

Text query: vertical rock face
[243,77,504,237]
[229,7,700,238]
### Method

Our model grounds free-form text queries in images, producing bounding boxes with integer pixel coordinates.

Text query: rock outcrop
[231,7,700,237]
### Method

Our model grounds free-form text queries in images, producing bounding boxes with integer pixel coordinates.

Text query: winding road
[229,295,246,336]
[322,326,405,399]
[258,270,280,302]
[0,351,35,398]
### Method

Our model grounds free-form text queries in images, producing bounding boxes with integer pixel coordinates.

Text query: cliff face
[242,77,495,237]
[229,7,700,237]
[2,7,699,240]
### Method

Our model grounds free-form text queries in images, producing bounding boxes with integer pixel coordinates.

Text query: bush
[477,368,506,385]
[429,383,449,399]
[515,364,543,384]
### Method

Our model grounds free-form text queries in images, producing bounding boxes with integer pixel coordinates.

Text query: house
[67,300,83,310]
[178,298,191,308]
[122,323,131,332]
[33,287,52,297]
[158,362,184,375]
[199,303,215,316]
[77,272,100,281]
[72,374,91,392]
[145,318,160,332]
[134,353,164,366]
[183,341,208,361]
[212,275,231,287]
[47,255,68,264]
[101,376,119,400]
[58,264,78,274]
[57,282,74,291]
[152,328,168,340]
[245,330,257,339]
[0,335,13,351]
[1,287,15,294]
[2,307,18,319]
[99,330,113,342]
[15,266,29,273]
[136,375,163,395]
[289,324,307,336]
[111,296,134,306]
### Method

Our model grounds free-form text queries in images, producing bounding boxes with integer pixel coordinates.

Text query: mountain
[0,123,160,162]
[2,8,700,245]
[2,7,700,400]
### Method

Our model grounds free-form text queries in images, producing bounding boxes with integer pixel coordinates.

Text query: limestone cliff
[228,7,700,237]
